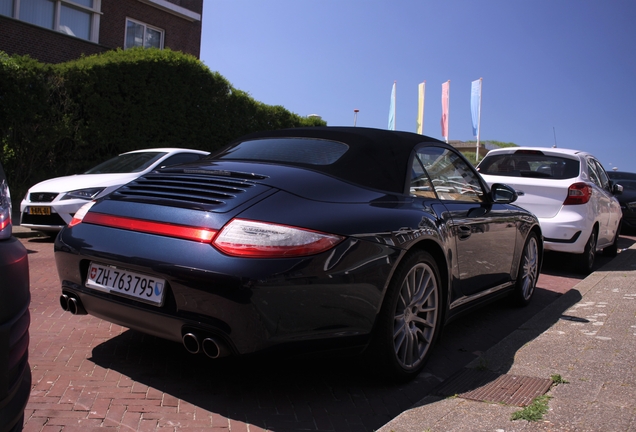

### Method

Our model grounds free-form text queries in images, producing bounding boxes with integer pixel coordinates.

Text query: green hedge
[0,53,58,203]
[0,48,326,206]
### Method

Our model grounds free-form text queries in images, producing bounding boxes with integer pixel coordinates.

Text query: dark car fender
[236,190,451,315]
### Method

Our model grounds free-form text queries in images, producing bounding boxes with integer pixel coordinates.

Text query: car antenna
[552,127,557,148]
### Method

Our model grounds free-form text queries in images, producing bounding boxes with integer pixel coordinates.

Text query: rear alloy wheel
[372,250,442,381]
[576,229,597,274]
[511,232,539,306]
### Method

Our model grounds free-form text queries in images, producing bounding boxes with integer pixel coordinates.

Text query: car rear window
[478,152,580,180]
[213,138,349,166]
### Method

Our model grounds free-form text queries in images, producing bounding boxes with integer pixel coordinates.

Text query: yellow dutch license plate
[29,206,51,215]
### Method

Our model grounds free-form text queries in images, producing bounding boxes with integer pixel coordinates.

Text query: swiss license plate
[29,206,51,215]
[86,262,166,306]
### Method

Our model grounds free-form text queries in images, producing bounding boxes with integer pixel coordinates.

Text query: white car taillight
[563,182,592,205]
[213,219,344,258]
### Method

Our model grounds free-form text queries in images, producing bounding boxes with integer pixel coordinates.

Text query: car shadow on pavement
[86,284,577,431]
[89,330,410,430]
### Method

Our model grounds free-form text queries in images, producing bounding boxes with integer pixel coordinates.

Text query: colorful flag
[441,81,450,141]
[388,81,396,130]
[471,79,482,137]
[416,82,425,134]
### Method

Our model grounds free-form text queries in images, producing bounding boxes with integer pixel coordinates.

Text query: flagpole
[393,81,396,130]
[388,81,396,130]
[441,80,450,143]
[475,77,482,162]
[417,81,425,134]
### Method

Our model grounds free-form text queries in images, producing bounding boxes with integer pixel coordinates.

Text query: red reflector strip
[214,238,340,258]
[83,212,217,242]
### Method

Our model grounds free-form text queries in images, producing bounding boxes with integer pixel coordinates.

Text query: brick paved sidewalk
[22,236,259,431]
[19,231,622,432]
[20,236,424,432]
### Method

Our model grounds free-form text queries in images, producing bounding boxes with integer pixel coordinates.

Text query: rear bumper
[55,224,399,357]
[539,214,591,254]
[0,238,31,432]
[0,359,31,432]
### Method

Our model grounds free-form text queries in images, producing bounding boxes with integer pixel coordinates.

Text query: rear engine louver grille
[110,172,269,211]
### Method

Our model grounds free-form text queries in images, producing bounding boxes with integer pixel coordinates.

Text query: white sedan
[477,147,622,274]
[20,148,209,233]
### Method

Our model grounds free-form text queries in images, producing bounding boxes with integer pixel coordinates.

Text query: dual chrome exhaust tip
[182,332,230,359]
[60,293,87,315]
[60,292,230,359]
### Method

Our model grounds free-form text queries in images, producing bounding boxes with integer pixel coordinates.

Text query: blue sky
[200,1,636,171]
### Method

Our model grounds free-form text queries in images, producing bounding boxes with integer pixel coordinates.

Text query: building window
[0,0,100,42]
[20,0,54,28]
[60,3,91,39]
[125,18,164,50]
[0,0,13,17]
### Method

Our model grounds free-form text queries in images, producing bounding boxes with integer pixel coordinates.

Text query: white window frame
[6,0,101,42]
[124,17,164,50]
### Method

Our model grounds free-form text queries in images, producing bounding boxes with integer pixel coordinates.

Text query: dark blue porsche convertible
[55,127,542,380]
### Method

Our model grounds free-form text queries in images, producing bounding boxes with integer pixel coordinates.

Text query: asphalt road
[19,232,636,432]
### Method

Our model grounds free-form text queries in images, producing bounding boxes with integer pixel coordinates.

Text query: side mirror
[612,183,623,195]
[490,183,518,204]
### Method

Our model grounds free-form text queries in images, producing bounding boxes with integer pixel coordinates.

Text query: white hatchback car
[477,147,622,274]
[20,148,209,233]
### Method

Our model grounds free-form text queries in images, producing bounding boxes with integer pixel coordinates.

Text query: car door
[592,158,623,243]
[588,158,621,245]
[412,146,517,296]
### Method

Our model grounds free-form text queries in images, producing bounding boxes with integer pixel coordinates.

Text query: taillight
[563,182,592,205]
[82,212,217,242]
[213,219,344,258]
[0,217,9,232]
[68,201,96,227]
[0,179,11,239]
[69,210,343,255]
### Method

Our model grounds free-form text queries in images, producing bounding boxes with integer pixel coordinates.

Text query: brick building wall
[0,0,202,64]
[101,0,202,58]
[0,17,107,63]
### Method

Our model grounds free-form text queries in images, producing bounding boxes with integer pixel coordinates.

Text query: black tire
[602,222,621,257]
[575,229,597,275]
[370,250,442,381]
[510,232,540,306]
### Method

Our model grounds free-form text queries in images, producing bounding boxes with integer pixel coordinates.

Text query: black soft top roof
[214,127,447,194]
